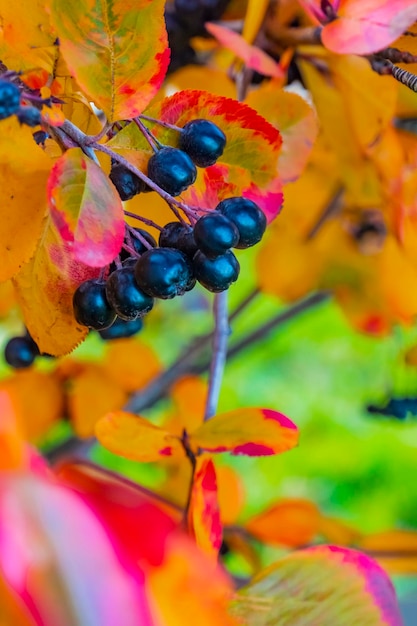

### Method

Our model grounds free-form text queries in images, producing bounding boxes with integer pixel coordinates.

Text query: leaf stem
[204,291,230,421]
[123,211,163,231]
[139,114,183,133]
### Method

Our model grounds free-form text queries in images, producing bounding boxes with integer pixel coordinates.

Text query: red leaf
[187,456,222,559]
[205,22,284,78]
[47,148,125,267]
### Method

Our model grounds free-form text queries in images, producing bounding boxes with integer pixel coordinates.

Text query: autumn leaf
[47,148,125,267]
[187,455,222,559]
[112,90,283,222]
[1,370,64,443]
[0,118,51,282]
[67,365,127,439]
[245,499,321,547]
[246,83,318,183]
[95,411,185,462]
[190,408,299,456]
[50,0,170,122]
[233,545,403,626]
[100,338,162,394]
[12,219,100,356]
[0,0,57,73]
[359,530,417,575]
[0,390,26,470]
[322,0,417,55]
[205,22,284,78]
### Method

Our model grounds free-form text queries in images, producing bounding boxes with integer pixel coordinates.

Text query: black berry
[110,164,146,201]
[147,147,197,196]
[106,267,154,320]
[134,248,194,299]
[216,197,267,248]
[73,279,116,330]
[5,336,40,369]
[0,81,21,120]
[159,221,198,258]
[193,213,239,258]
[193,250,240,292]
[179,119,226,167]
[121,228,156,260]
[17,106,41,127]
[99,316,143,340]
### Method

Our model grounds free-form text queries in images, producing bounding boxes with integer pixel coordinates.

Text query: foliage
[1,0,417,623]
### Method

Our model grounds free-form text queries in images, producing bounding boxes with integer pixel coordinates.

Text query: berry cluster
[0,78,43,127]
[74,117,267,333]
[165,0,230,72]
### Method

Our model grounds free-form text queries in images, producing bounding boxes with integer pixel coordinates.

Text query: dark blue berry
[17,106,41,127]
[110,164,146,201]
[159,221,198,258]
[0,81,21,120]
[134,247,194,299]
[33,130,48,146]
[73,279,116,330]
[216,197,267,248]
[121,228,156,260]
[193,250,240,292]
[179,119,226,167]
[5,336,39,368]
[147,147,197,196]
[99,317,144,340]
[106,267,154,320]
[193,212,239,258]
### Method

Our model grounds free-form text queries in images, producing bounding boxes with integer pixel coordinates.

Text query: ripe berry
[109,164,145,201]
[147,147,197,196]
[216,197,267,249]
[106,267,154,320]
[134,248,194,299]
[17,106,41,127]
[73,279,116,330]
[0,81,21,120]
[193,213,239,258]
[120,228,156,261]
[179,119,226,167]
[5,336,40,368]
[99,316,143,340]
[159,221,198,258]
[193,250,240,292]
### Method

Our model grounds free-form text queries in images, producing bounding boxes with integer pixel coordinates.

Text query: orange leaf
[12,220,99,356]
[217,465,245,525]
[205,22,284,78]
[318,515,363,545]
[166,375,208,435]
[101,338,162,393]
[187,455,222,560]
[95,411,185,462]
[1,370,64,443]
[67,365,127,439]
[246,83,318,183]
[190,408,298,456]
[47,148,125,267]
[0,0,57,74]
[246,499,321,547]
[0,118,51,283]
[50,0,170,122]
[0,390,26,470]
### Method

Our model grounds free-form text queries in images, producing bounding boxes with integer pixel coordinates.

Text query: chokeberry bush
[2,0,417,624]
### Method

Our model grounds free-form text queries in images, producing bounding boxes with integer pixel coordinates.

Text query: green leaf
[50,0,170,122]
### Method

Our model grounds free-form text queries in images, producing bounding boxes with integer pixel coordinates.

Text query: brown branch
[265,25,322,50]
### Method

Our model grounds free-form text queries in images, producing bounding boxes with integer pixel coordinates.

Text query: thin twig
[204,292,230,421]
[124,211,163,231]
[133,117,162,152]
[139,114,183,133]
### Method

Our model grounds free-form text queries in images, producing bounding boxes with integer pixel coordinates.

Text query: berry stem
[127,225,155,250]
[138,114,183,133]
[204,291,230,421]
[85,122,112,145]
[123,211,163,231]
[133,117,163,152]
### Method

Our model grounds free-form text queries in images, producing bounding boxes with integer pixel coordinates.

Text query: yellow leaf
[101,338,161,393]
[95,411,185,462]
